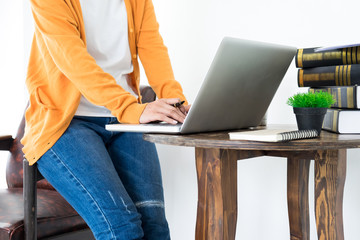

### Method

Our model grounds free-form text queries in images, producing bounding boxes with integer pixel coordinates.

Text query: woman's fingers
[182,104,191,114]
[139,98,187,124]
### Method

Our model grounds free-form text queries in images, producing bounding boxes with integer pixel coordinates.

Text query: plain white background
[1,0,360,239]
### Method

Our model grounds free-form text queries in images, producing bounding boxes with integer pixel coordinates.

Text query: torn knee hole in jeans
[135,200,164,209]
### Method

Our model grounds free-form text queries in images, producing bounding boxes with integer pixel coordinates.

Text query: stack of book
[295,44,360,133]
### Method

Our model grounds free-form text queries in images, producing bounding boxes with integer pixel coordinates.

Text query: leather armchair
[0,86,156,240]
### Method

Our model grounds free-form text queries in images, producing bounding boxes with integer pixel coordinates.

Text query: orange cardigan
[22,0,187,165]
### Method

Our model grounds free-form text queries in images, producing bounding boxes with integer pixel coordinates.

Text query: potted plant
[287,91,335,134]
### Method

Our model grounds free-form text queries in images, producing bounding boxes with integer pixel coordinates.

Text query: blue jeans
[37,116,170,240]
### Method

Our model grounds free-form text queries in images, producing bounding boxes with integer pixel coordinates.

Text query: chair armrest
[140,85,156,103]
[0,135,13,151]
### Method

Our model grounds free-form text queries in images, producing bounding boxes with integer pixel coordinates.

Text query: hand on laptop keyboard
[139,98,188,125]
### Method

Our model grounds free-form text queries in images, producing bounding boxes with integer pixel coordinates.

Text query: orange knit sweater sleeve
[137,0,187,103]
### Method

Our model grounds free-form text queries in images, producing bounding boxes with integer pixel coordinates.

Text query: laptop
[106,37,297,134]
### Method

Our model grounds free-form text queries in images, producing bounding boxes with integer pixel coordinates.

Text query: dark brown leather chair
[0,86,156,240]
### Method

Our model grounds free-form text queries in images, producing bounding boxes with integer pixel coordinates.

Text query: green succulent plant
[287,91,335,108]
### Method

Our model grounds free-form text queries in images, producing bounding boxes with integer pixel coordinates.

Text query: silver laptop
[106,37,296,134]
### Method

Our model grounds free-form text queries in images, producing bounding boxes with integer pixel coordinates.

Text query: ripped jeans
[37,116,170,240]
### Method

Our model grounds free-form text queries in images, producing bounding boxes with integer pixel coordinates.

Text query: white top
[76,0,136,117]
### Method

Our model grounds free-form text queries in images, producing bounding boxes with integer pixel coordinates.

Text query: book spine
[322,109,340,133]
[309,86,358,109]
[298,64,360,87]
[296,46,360,68]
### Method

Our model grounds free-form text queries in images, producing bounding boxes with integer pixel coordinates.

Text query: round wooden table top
[143,125,360,151]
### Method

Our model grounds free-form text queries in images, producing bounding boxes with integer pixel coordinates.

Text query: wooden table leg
[314,149,346,240]
[287,156,311,240]
[195,148,238,240]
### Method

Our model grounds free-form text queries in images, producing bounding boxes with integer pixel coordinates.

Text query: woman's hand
[139,98,189,124]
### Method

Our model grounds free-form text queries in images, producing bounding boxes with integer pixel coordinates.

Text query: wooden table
[144,126,360,240]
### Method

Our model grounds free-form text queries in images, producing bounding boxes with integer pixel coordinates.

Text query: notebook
[105,37,297,134]
[228,129,319,142]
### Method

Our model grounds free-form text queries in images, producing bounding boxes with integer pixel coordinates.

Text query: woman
[22,0,190,239]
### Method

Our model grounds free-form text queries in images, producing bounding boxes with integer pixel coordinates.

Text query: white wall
[0,1,26,189]
[1,0,360,239]
[151,0,360,239]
